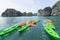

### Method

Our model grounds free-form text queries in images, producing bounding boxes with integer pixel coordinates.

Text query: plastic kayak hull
[27,20,40,26]
[45,23,55,30]
[19,22,26,27]
[46,19,53,24]
[18,24,29,32]
[0,24,19,35]
[44,25,59,40]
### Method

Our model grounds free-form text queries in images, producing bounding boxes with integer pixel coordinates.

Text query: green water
[0,16,60,40]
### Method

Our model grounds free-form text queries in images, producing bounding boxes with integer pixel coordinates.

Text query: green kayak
[0,24,19,35]
[18,24,29,32]
[45,23,55,30]
[44,26,59,40]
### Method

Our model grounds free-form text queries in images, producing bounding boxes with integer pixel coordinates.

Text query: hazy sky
[0,0,58,16]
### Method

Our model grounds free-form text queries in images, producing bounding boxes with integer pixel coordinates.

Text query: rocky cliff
[37,7,52,16]
[51,1,60,16]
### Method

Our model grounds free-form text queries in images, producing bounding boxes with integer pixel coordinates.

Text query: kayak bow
[44,26,59,40]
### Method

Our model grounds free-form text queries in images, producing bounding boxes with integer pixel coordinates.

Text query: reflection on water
[0,16,60,40]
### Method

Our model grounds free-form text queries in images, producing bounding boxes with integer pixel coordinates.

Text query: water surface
[0,16,60,40]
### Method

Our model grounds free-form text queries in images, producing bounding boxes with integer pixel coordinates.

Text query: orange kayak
[19,20,39,27]
[32,21,36,24]
[29,23,34,26]
[27,21,36,26]
[19,22,26,27]
[46,19,53,24]
[27,21,33,26]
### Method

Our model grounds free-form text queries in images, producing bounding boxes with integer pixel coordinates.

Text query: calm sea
[0,16,60,40]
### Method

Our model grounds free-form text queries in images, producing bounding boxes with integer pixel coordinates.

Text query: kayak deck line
[0,24,19,36]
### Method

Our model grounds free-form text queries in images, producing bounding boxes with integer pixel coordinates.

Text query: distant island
[1,1,60,17]
[2,8,37,17]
